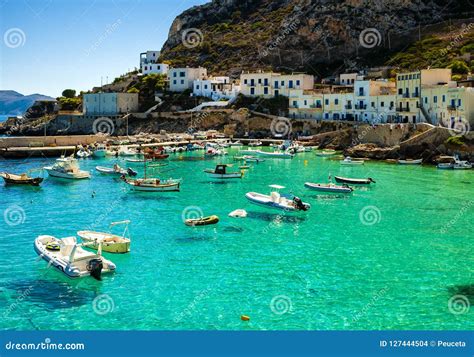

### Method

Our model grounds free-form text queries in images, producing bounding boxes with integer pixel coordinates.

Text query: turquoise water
[0,148,473,330]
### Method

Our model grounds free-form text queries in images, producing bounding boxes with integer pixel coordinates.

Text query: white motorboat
[92,144,107,158]
[316,150,337,157]
[398,159,423,165]
[76,148,91,159]
[340,157,365,165]
[123,178,181,192]
[204,164,242,179]
[255,150,294,159]
[34,235,116,280]
[119,146,139,156]
[78,220,131,254]
[453,155,472,169]
[304,182,353,194]
[245,185,310,212]
[95,164,136,176]
[44,156,91,179]
[205,148,227,157]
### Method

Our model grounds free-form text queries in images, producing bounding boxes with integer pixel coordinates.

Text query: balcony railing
[309,105,322,109]
[345,105,352,109]
[355,104,367,110]
[402,93,410,98]
[447,105,457,111]
[412,92,419,97]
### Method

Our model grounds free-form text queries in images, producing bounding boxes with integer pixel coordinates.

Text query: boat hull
[1,173,43,186]
[77,231,130,254]
[125,180,180,192]
[245,192,310,212]
[334,176,373,185]
[304,182,352,193]
[44,168,91,179]
[398,159,422,165]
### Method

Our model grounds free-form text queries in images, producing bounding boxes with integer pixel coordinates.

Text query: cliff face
[161,0,473,76]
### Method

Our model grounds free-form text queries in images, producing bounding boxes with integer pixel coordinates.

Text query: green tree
[448,60,469,75]
[62,89,76,98]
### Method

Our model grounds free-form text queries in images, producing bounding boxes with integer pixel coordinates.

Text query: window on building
[458,99,462,106]
[264,87,268,95]
[304,100,307,105]
[325,113,329,119]
[433,96,437,103]
[371,102,375,108]
[296,80,300,86]
[173,80,176,85]
[258,79,262,84]
[335,99,339,105]
[398,88,403,95]
[264,79,269,86]
[244,79,248,84]
[381,102,384,107]
[204,85,208,89]
[157,66,160,70]
[325,99,329,105]
[250,88,255,95]
[179,72,185,77]
[289,80,294,89]
[390,101,394,107]
[181,80,184,84]
[424,97,428,104]
[274,81,279,88]
[274,90,279,96]
[173,72,177,78]
[442,95,446,102]
[293,101,297,107]
[281,81,285,86]
[196,85,200,90]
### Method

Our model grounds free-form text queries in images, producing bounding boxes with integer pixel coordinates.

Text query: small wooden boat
[398,159,422,165]
[316,150,336,157]
[78,220,131,254]
[245,185,310,212]
[123,177,180,192]
[204,164,242,179]
[304,182,353,194]
[185,215,219,227]
[334,176,375,185]
[0,172,43,186]
[34,235,116,280]
[340,157,364,165]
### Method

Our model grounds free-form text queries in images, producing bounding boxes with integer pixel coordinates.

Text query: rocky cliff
[161,0,474,77]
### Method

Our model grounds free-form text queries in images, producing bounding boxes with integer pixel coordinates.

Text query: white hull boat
[78,220,131,254]
[340,157,364,165]
[204,164,242,179]
[92,145,107,158]
[398,159,423,165]
[256,151,294,159]
[76,149,91,158]
[34,235,116,280]
[95,165,129,176]
[124,178,181,192]
[44,157,90,179]
[304,182,353,194]
[245,185,310,212]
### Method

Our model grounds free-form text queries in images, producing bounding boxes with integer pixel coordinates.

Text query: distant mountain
[0,90,55,116]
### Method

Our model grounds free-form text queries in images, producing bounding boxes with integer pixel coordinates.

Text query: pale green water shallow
[0,148,472,331]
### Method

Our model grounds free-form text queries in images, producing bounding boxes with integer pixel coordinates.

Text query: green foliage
[61,89,76,98]
[446,136,465,146]
[58,97,81,111]
[448,60,470,74]
[127,87,139,94]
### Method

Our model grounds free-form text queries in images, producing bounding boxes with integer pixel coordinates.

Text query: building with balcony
[193,76,240,100]
[139,50,169,75]
[240,71,314,98]
[168,67,207,92]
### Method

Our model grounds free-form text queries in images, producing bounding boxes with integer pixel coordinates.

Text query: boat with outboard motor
[34,235,116,280]
[245,185,310,212]
[78,220,131,254]
[204,164,243,179]
[304,182,353,194]
[44,156,90,179]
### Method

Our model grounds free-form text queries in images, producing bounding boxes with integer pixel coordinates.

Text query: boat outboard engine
[87,258,103,281]
[293,197,308,211]
[127,168,137,177]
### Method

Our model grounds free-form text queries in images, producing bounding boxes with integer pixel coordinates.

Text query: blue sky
[0,0,209,97]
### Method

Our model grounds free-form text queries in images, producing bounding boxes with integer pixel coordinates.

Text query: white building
[240,71,314,98]
[168,67,207,92]
[338,73,364,86]
[193,76,240,100]
[139,50,169,75]
[83,93,139,116]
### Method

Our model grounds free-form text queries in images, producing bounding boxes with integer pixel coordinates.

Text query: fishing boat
[245,185,311,212]
[0,172,43,186]
[95,164,137,176]
[334,176,375,185]
[122,158,180,192]
[304,182,353,194]
[340,157,365,165]
[34,235,116,280]
[398,158,423,165]
[44,156,90,179]
[184,215,219,227]
[204,164,243,179]
[92,144,107,158]
[144,148,169,160]
[77,220,131,254]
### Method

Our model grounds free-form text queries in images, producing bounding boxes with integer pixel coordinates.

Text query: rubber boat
[245,185,311,212]
[77,220,131,254]
[204,164,242,179]
[95,165,137,176]
[92,144,107,158]
[334,176,375,185]
[123,177,181,192]
[340,157,365,165]
[44,156,90,179]
[0,172,43,186]
[398,159,423,165]
[34,235,116,280]
[184,215,219,227]
[304,182,353,194]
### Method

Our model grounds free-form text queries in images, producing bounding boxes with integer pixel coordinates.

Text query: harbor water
[0,148,472,330]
